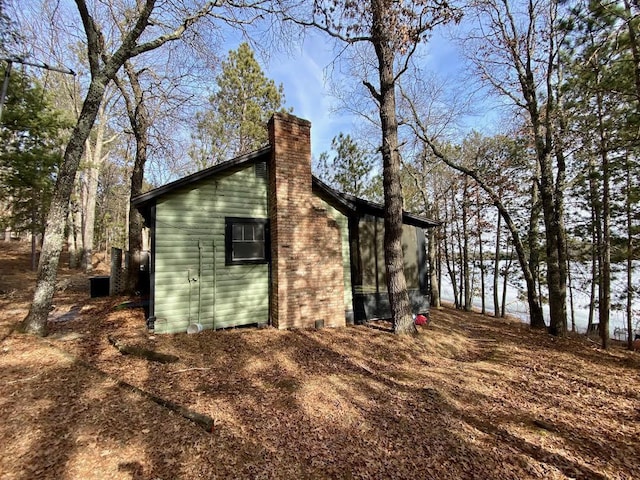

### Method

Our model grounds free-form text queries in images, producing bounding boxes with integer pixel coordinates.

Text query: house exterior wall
[353,216,429,321]
[319,199,353,320]
[139,113,436,333]
[153,162,269,334]
[268,113,347,329]
[357,217,420,293]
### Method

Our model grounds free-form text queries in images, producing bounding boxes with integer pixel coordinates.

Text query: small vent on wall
[255,162,268,180]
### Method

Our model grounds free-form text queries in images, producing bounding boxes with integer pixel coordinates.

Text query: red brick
[268,113,346,329]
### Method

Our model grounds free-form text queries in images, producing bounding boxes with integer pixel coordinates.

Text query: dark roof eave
[131,155,440,229]
[311,177,358,215]
[132,146,272,209]
[401,212,441,228]
[311,176,440,228]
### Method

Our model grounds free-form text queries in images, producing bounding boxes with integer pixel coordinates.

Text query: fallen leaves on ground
[1,242,639,479]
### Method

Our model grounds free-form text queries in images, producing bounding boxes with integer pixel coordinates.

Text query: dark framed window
[225,217,270,265]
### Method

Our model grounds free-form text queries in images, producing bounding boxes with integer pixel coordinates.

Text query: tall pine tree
[316,133,376,198]
[563,0,640,348]
[191,43,288,167]
[0,67,71,259]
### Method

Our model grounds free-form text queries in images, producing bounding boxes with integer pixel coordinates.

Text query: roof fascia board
[312,176,440,228]
[132,146,271,207]
[311,177,357,215]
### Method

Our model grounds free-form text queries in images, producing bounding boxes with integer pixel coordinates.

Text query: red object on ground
[415,314,429,326]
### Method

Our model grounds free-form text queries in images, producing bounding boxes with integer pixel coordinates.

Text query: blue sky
[237,28,477,159]
[259,31,358,159]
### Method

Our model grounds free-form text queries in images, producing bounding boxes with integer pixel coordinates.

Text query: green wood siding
[357,218,420,294]
[153,163,269,334]
[320,200,352,312]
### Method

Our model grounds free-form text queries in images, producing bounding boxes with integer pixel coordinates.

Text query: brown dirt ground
[1,241,639,480]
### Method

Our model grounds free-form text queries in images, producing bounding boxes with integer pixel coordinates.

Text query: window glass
[233,242,264,260]
[254,224,264,241]
[226,218,268,264]
[243,224,254,240]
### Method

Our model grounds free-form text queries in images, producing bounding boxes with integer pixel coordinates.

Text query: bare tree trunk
[67,203,80,269]
[81,161,103,273]
[21,75,111,335]
[468,0,566,335]
[622,0,639,348]
[477,192,485,315]
[30,206,37,271]
[405,161,441,309]
[623,0,640,108]
[425,143,546,328]
[452,186,464,310]
[458,233,464,309]
[67,171,83,269]
[81,143,101,272]
[402,118,546,328]
[555,154,569,335]
[446,191,460,309]
[554,40,570,336]
[127,96,148,293]
[595,87,611,349]
[81,98,117,273]
[66,212,76,268]
[80,141,93,272]
[493,210,502,317]
[587,156,601,334]
[437,233,443,304]
[587,237,596,334]
[462,178,472,311]
[127,188,144,293]
[532,0,566,337]
[443,202,459,308]
[428,226,440,308]
[20,0,214,336]
[567,241,576,333]
[501,245,513,318]
[368,0,414,334]
[537,144,566,336]
[528,174,543,319]
[115,61,150,294]
[626,152,634,349]
[599,160,611,348]
[555,164,569,335]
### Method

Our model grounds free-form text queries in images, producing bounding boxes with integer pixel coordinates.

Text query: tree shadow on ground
[4,296,640,479]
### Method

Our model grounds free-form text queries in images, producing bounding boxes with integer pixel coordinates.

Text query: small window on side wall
[225,217,269,265]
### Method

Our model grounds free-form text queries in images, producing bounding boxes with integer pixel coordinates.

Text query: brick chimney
[268,113,345,329]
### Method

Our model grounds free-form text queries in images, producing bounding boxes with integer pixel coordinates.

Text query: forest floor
[1,241,639,480]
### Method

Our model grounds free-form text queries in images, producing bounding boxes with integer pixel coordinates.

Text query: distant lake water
[438,261,639,339]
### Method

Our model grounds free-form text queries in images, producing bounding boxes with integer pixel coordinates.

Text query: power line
[0,56,76,123]
[0,56,76,76]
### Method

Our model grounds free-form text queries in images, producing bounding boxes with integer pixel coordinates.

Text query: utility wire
[0,56,75,123]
